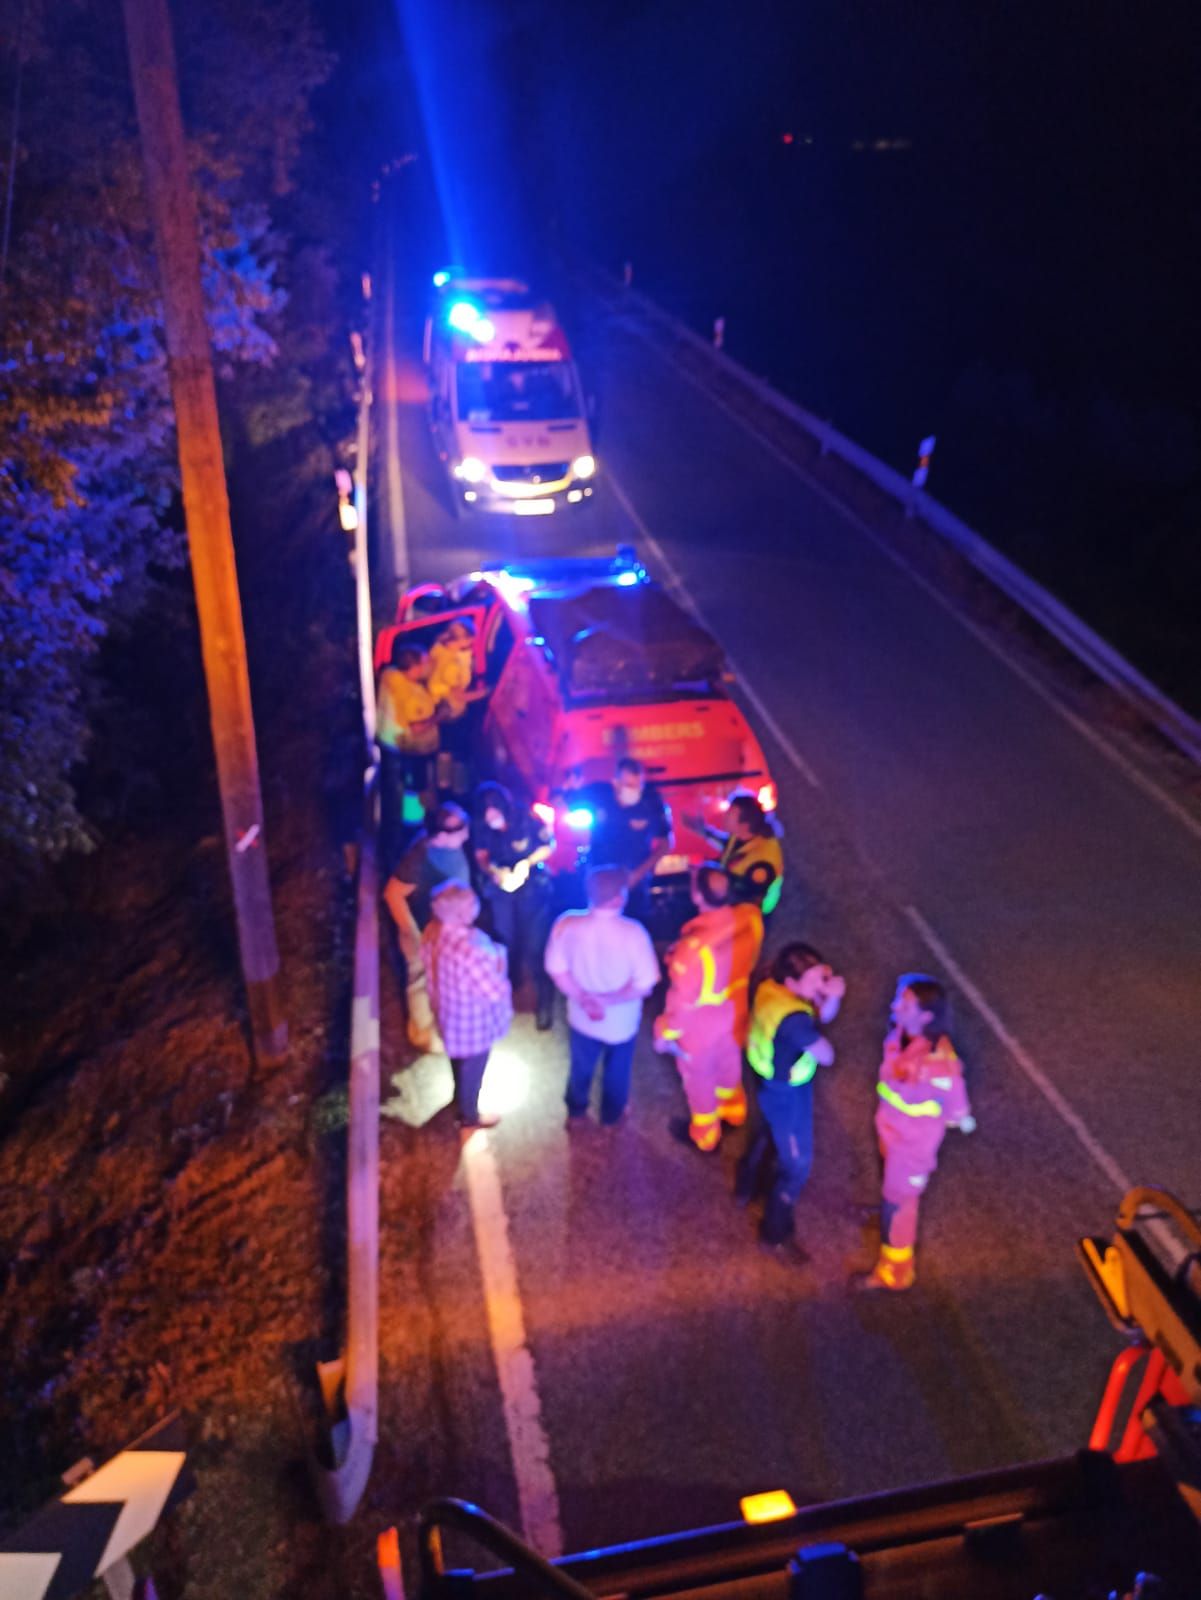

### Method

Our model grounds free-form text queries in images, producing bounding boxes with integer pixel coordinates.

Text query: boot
[851,1242,915,1293]
[669,1114,719,1153]
[758,1194,795,1248]
[716,1084,747,1127]
[733,1155,757,1206]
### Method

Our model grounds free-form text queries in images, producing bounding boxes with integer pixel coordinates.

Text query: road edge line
[462,1133,564,1558]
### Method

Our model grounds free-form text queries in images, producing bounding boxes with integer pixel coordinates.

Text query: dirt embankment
[0,423,370,1594]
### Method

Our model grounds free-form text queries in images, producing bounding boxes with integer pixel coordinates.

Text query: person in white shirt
[543,864,661,1126]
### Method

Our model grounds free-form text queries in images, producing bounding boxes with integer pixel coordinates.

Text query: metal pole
[121,0,286,1063]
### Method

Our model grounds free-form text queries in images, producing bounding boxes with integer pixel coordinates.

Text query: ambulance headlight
[454,457,488,484]
[571,454,596,480]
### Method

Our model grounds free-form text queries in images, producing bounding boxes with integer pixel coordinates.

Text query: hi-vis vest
[747,981,818,1085]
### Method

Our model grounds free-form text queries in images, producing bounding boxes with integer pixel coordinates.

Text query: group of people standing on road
[374,662,975,1290]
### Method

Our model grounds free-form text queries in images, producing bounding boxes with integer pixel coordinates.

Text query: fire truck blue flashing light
[566,807,594,830]
[432,270,451,288]
[615,570,638,586]
[472,317,495,343]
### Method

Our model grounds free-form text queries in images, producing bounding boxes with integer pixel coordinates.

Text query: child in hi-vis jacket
[855,973,975,1292]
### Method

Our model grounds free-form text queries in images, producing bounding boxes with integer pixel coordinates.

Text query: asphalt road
[362,210,1201,1577]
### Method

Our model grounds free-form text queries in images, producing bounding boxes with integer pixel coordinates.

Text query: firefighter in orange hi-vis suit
[654,867,763,1151]
[855,973,976,1292]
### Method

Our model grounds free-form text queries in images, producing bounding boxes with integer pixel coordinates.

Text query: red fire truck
[375,549,780,926]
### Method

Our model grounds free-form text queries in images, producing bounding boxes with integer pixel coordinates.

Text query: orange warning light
[740,1489,798,1524]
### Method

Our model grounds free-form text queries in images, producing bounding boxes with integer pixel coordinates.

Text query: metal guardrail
[313,763,380,1524]
[311,293,381,1524]
[601,275,1201,768]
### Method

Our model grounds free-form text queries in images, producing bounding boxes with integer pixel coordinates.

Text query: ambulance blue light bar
[448,300,480,333]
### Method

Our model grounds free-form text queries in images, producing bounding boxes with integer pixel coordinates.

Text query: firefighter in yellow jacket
[653,867,763,1151]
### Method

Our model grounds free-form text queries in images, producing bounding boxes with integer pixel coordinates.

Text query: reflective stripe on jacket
[719,833,783,910]
[873,1030,970,1164]
[655,903,763,1045]
[747,980,817,1085]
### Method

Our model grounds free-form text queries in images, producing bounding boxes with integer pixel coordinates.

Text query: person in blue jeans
[543,865,661,1126]
[736,942,846,1247]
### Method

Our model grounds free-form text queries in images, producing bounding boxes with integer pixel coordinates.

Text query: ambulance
[424,271,597,516]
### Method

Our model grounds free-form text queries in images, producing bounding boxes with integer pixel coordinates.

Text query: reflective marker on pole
[912,434,936,488]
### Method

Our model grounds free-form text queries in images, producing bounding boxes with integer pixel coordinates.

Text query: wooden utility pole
[122,0,287,1063]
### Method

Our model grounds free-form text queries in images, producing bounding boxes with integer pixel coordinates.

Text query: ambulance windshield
[456,361,580,424]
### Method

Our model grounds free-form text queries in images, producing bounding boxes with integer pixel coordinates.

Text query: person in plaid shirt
[423,881,513,1132]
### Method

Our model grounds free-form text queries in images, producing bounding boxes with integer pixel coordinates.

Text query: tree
[0,0,331,866]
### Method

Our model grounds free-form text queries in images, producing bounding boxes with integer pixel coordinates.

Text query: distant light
[740,1490,796,1525]
[757,780,778,812]
[571,454,596,480]
[463,490,478,503]
[567,489,583,503]
[454,456,487,483]
[471,317,495,343]
[565,807,594,830]
[432,269,450,288]
[781,132,794,145]
[615,570,639,587]
[448,300,480,333]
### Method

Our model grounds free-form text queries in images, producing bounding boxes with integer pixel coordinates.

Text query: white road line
[461,1133,563,1557]
[606,467,1159,1218]
[904,906,1133,1195]
[620,315,1201,847]
[606,470,823,791]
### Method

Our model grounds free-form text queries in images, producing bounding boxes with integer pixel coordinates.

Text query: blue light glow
[471,317,495,343]
[566,807,594,830]
[448,300,480,333]
[433,270,451,288]
[615,570,639,586]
